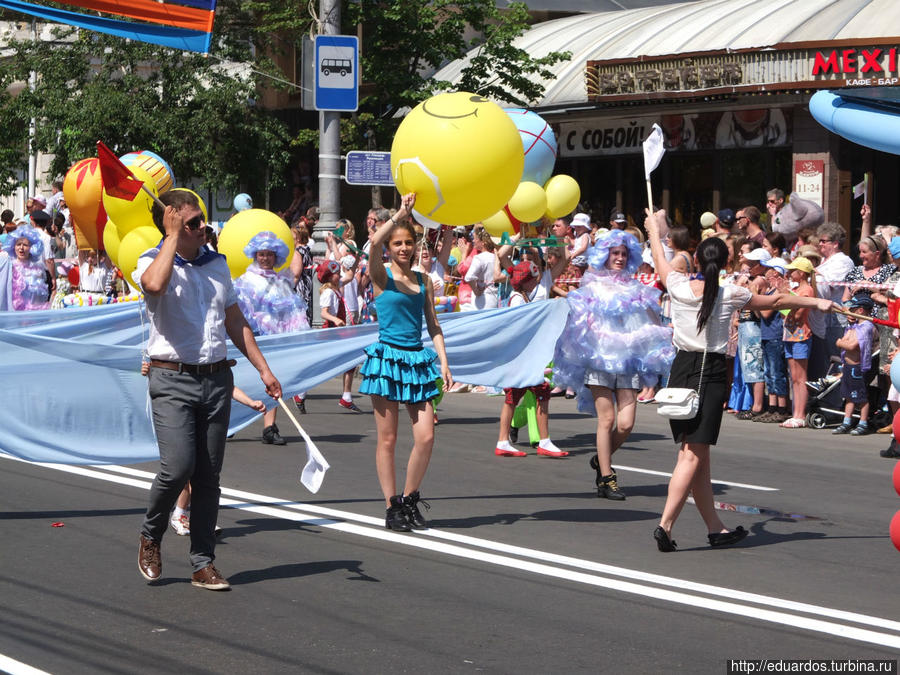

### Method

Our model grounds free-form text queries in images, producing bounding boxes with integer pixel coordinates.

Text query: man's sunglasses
[185,215,205,230]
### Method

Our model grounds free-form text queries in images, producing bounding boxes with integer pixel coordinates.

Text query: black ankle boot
[589,455,602,488]
[881,439,900,458]
[598,473,626,500]
[262,424,286,445]
[403,490,430,530]
[385,495,412,532]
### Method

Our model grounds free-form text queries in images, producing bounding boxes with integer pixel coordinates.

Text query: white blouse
[666,272,751,353]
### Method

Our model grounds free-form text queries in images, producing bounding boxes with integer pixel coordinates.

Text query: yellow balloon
[102,218,121,265]
[482,209,515,238]
[118,225,163,286]
[543,174,581,219]
[391,92,523,227]
[102,166,159,237]
[169,188,208,223]
[507,182,547,223]
[217,209,293,278]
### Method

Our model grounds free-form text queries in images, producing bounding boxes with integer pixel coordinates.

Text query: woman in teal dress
[359,193,452,532]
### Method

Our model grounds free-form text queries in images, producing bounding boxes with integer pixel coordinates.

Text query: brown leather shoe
[138,534,161,581]
[191,564,231,591]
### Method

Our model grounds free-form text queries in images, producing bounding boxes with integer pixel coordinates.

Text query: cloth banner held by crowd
[0,299,568,466]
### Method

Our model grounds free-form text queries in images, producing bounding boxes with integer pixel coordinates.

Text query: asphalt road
[2,379,899,674]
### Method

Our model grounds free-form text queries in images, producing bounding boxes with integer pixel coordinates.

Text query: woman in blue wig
[2,225,49,311]
[233,230,309,445]
[553,229,674,499]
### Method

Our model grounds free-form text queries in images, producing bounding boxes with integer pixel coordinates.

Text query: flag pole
[142,183,165,210]
[646,179,654,214]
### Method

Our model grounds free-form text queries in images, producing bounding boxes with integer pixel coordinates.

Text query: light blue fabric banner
[0,299,568,464]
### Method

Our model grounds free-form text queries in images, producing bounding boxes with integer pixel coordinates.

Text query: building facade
[437,0,900,237]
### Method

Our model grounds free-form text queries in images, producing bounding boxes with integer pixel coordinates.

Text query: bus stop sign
[314,35,358,112]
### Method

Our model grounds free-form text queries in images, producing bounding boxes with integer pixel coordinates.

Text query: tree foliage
[339,0,570,152]
[0,0,568,194]
[0,7,296,196]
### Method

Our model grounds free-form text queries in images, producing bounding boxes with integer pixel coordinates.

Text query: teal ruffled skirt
[359,341,440,403]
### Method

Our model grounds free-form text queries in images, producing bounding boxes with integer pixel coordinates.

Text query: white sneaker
[170,513,190,536]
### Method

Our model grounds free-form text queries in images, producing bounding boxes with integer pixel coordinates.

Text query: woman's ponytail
[695,237,729,332]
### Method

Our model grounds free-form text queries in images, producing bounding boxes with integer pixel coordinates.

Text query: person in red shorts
[493,259,567,458]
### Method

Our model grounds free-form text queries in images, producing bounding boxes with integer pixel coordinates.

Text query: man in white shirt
[46,180,64,218]
[134,190,282,591]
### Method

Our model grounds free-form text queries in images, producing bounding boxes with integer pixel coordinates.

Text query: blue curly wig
[587,229,643,274]
[3,225,44,263]
[243,231,289,267]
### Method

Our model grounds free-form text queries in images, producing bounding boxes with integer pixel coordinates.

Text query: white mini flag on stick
[642,124,665,180]
[278,398,330,493]
[852,174,868,203]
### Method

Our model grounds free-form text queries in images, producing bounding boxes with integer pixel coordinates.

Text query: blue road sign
[345,151,395,186]
[315,35,358,112]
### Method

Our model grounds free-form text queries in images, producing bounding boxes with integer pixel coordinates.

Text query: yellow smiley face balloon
[391,92,523,227]
[217,209,293,278]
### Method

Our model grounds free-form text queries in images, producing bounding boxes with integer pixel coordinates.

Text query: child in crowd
[833,294,876,435]
[494,260,567,458]
[318,260,362,412]
[754,258,791,423]
[781,257,816,429]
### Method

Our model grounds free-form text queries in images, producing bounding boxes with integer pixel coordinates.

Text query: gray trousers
[141,366,233,571]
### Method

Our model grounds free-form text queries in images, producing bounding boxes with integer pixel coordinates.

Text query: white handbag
[657,350,706,420]
[656,387,700,419]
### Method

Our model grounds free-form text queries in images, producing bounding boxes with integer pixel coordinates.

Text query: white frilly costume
[233,232,309,336]
[552,230,675,412]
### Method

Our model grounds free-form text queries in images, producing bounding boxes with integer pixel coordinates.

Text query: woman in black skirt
[645,210,836,552]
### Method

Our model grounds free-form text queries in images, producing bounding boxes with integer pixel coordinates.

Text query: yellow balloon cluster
[480,174,582,238]
[391,92,523,227]
[63,148,207,286]
[218,209,293,278]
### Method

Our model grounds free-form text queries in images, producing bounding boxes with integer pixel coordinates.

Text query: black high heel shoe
[653,526,677,552]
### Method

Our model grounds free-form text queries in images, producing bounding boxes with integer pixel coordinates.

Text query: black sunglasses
[185,215,205,230]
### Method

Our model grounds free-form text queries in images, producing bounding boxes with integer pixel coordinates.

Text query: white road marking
[613,464,779,491]
[3,455,898,650]
[0,654,53,675]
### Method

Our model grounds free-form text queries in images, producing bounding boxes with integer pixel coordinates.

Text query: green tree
[333,0,570,152]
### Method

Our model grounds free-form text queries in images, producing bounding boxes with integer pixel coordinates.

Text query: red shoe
[495,446,527,457]
[536,445,569,458]
[338,399,363,413]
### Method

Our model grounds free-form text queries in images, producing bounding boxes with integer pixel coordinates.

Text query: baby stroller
[805,351,890,429]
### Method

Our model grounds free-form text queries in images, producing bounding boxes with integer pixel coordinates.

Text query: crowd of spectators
[5,178,897,457]
[289,186,896,457]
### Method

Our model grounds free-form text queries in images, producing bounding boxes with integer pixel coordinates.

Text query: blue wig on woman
[243,231,290,267]
[586,229,643,274]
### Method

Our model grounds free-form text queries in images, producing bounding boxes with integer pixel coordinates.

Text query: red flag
[96,140,143,200]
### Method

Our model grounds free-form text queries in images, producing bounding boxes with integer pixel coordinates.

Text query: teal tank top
[375,267,426,348]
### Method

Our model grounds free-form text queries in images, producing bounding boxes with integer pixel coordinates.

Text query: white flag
[643,123,665,180]
[300,436,330,494]
[852,175,867,199]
